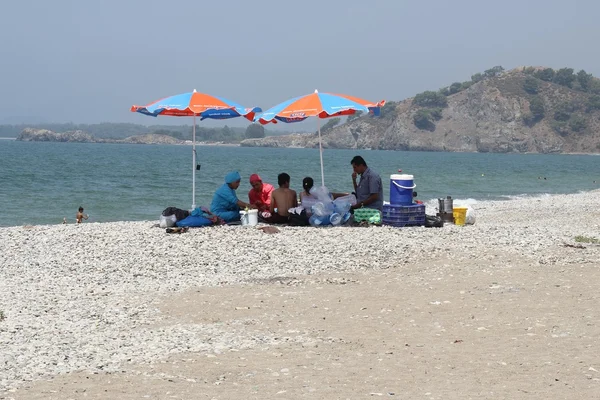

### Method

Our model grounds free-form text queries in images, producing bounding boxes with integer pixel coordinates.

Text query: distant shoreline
[5,136,600,154]
[183,141,240,147]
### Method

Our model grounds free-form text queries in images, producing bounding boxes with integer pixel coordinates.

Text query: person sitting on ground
[349,155,383,211]
[299,176,316,217]
[248,173,274,212]
[333,155,383,211]
[76,207,88,223]
[267,173,298,224]
[210,171,254,223]
[300,176,315,202]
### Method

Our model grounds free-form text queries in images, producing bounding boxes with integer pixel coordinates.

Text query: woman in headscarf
[210,171,254,222]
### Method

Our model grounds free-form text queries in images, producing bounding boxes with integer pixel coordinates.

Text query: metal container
[438,196,453,213]
[437,198,445,213]
[437,196,454,223]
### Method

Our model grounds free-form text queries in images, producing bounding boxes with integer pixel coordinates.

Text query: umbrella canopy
[254,90,384,186]
[131,90,260,121]
[131,90,261,209]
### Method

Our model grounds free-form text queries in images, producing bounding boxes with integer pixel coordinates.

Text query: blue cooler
[390,174,416,205]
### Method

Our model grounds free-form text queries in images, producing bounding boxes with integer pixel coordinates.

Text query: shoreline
[5,137,600,155]
[1,191,599,396]
[1,189,599,229]
[183,141,240,147]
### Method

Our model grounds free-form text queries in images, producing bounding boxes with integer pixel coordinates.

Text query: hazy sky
[1,0,599,127]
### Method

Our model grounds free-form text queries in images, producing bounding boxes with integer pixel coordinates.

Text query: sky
[1,0,599,127]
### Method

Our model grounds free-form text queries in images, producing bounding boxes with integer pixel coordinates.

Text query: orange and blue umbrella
[254,90,384,125]
[130,90,260,121]
[254,90,384,186]
[131,90,261,209]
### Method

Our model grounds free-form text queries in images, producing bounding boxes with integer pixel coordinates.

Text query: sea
[0,139,598,227]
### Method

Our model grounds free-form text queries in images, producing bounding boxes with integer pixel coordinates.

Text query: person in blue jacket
[210,171,254,222]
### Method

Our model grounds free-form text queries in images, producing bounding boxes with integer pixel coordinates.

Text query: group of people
[210,170,298,224]
[209,155,383,224]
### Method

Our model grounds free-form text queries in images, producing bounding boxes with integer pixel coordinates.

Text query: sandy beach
[1,191,599,399]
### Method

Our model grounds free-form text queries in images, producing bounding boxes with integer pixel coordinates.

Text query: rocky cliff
[17,128,184,145]
[17,129,96,143]
[242,67,600,153]
[118,134,183,145]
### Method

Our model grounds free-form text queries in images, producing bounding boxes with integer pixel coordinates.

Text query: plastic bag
[334,193,356,206]
[333,194,355,215]
[159,214,177,228]
[465,207,476,225]
[312,201,334,217]
[425,215,443,228]
[289,210,310,226]
[310,186,331,201]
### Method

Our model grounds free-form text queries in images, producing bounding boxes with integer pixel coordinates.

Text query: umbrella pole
[192,114,196,210]
[317,119,325,187]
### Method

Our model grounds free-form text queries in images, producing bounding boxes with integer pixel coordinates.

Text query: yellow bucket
[452,207,468,226]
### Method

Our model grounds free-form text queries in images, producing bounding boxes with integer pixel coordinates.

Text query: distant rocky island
[16,66,600,153]
[16,128,186,145]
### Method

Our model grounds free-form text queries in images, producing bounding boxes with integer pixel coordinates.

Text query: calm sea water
[0,139,598,227]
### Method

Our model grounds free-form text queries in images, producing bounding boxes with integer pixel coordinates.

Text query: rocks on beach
[0,191,599,395]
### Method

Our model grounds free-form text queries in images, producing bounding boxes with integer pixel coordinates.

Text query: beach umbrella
[254,90,384,187]
[131,90,261,209]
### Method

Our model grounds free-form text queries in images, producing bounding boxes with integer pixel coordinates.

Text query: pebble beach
[1,191,599,399]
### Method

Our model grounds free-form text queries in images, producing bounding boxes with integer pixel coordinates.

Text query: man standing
[248,173,274,212]
[349,156,383,211]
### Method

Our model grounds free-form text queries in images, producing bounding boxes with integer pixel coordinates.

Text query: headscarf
[225,171,241,184]
[249,173,262,184]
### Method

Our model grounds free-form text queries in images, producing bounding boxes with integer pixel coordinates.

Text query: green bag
[354,208,382,224]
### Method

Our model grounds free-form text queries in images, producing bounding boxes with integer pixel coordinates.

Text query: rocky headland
[16,128,184,145]
[242,66,600,154]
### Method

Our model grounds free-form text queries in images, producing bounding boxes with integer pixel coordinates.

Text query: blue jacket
[211,183,239,214]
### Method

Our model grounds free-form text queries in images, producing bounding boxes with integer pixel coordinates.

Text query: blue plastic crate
[382,203,425,227]
[382,203,425,217]
[382,215,426,227]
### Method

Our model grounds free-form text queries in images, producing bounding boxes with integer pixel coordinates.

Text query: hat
[249,173,262,184]
[225,171,241,184]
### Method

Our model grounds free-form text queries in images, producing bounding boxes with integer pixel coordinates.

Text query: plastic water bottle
[329,213,342,226]
[312,202,327,217]
[333,201,351,215]
[343,211,351,223]
[309,214,323,226]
